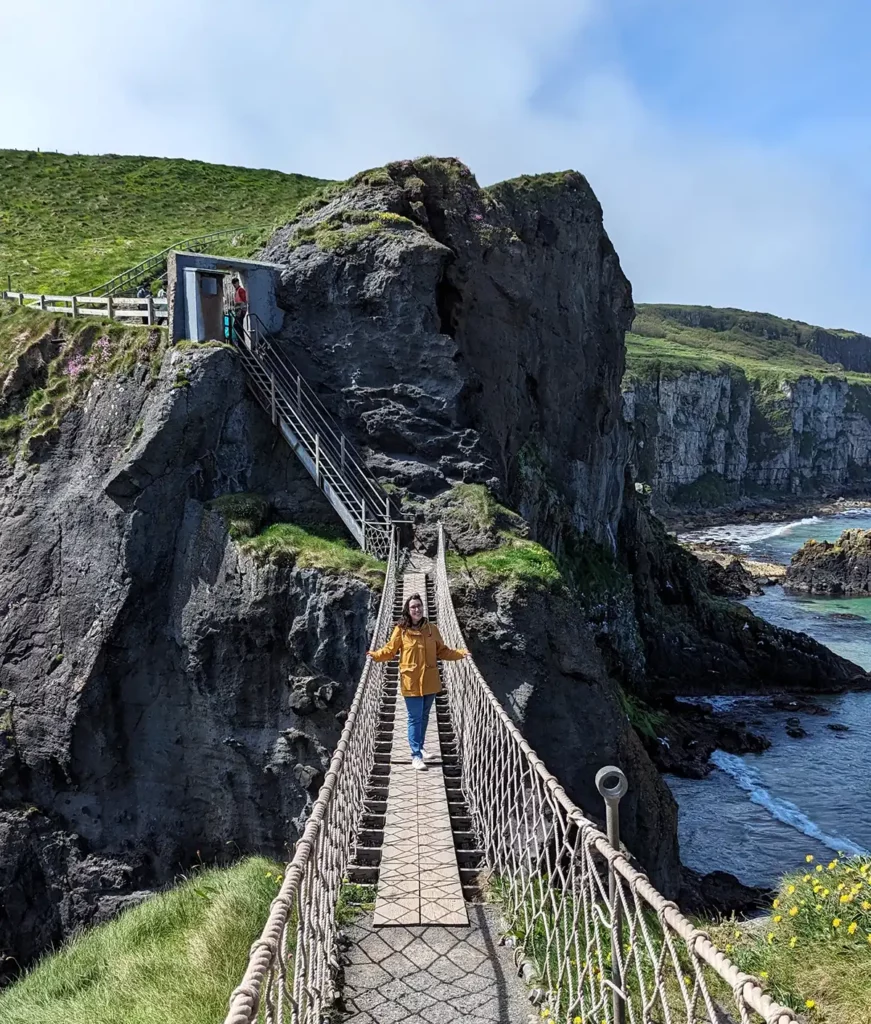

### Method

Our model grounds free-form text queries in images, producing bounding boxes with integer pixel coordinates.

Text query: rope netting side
[223,530,399,1024]
[434,525,799,1024]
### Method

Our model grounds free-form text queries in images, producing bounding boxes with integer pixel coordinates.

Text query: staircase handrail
[242,314,395,521]
[223,528,398,1024]
[82,227,248,296]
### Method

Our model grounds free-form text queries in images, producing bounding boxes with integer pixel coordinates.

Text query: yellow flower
[790,936,798,948]
[833,918,842,928]
[760,971,768,979]
[815,904,823,911]
[806,999,816,1009]
[806,855,814,863]
[787,884,796,894]
[867,934,871,945]
[816,865,824,873]
[540,1009,550,1018]
[848,922,858,935]
[734,929,741,938]
[803,874,812,882]
[573,1018,581,1024]
[789,907,799,917]
[862,901,871,910]
[726,943,733,953]
[822,889,830,897]
[773,915,782,923]
[828,860,838,870]
[767,932,775,944]
[840,894,852,903]
[772,898,780,908]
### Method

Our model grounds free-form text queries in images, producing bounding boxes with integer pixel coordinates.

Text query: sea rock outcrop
[785,528,871,595]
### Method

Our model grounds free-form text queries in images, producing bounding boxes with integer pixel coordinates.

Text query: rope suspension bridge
[3,240,802,1022]
[219,319,803,1024]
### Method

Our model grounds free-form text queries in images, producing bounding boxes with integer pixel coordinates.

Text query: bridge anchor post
[596,765,629,1024]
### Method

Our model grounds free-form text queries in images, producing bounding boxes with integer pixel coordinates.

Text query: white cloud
[0,0,868,331]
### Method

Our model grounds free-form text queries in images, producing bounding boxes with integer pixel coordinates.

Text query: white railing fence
[434,525,800,1024]
[2,290,168,325]
[223,530,398,1024]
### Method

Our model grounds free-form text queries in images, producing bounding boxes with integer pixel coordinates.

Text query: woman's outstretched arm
[433,625,469,661]
[367,624,402,661]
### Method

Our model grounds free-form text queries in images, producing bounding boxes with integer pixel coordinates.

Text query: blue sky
[1,0,869,331]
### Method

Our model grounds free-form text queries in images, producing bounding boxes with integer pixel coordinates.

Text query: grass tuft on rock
[240,521,386,587]
[289,210,421,253]
[448,534,563,592]
[0,857,284,1024]
[208,493,272,540]
[709,855,871,1024]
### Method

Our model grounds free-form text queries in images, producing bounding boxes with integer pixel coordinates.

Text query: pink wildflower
[471,213,484,221]
[65,355,88,379]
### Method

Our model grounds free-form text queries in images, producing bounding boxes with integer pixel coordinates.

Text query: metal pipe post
[595,765,629,1024]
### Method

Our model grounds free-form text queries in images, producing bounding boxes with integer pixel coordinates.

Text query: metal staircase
[228,313,399,558]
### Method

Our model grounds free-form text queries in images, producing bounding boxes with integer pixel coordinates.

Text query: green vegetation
[0,301,168,459]
[0,857,284,1024]
[447,535,563,591]
[670,471,737,509]
[626,304,871,387]
[289,209,421,252]
[619,690,667,741]
[0,855,375,1024]
[443,482,526,535]
[711,855,871,1023]
[0,149,327,294]
[240,521,386,588]
[208,492,272,540]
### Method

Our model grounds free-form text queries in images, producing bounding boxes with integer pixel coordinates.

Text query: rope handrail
[433,523,801,1024]
[223,529,398,1024]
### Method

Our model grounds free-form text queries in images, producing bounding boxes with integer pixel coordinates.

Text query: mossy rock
[208,493,272,540]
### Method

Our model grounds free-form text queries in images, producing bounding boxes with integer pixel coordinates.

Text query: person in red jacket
[229,277,248,342]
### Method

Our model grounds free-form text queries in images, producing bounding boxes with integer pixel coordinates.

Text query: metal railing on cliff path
[229,313,397,558]
[223,522,802,1024]
[81,227,247,296]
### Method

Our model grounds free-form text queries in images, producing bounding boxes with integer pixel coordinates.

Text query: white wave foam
[681,516,821,550]
[710,750,869,857]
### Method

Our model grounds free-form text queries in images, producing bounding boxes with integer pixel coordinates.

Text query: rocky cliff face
[261,160,633,550]
[625,369,871,509]
[0,333,375,980]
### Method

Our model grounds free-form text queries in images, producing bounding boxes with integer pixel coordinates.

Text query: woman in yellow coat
[367,593,469,770]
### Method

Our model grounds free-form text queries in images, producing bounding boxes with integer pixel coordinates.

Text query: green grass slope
[0,857,283,1024]
[627,303,871,384]
[0,149,327,295]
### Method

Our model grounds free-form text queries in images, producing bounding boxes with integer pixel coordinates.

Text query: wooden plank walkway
[373,569,468,928]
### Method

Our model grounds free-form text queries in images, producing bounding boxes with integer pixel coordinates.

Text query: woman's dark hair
[399,593,427,629]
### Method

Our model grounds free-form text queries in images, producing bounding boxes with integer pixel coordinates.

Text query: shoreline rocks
[785,528,871,595]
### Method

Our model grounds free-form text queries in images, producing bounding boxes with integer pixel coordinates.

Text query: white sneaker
[421,747,437,762]
[411,755,427,771]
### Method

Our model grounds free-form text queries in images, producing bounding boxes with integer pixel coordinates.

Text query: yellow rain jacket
[370,621,466,697]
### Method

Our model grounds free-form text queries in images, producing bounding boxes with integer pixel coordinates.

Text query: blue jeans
[404,694,436,758]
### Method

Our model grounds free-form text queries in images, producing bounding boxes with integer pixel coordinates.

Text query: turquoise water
[667,511,871,886]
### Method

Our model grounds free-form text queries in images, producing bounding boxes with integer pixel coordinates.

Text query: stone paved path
[341,905,531,1024]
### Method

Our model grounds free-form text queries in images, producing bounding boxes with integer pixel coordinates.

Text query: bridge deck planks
[372,569,468,928]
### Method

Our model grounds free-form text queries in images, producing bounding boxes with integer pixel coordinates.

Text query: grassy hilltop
[626,303,871,384]
[0,149,327,295]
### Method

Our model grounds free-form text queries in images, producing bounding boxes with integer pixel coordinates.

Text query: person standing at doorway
[230,276,247,344]
[367,593,469,770]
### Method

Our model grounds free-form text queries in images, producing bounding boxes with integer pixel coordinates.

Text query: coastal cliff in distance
[624,305,871,513]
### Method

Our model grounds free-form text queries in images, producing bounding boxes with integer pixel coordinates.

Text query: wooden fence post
[39,295,46,310]
[107,296,114,320]
[146,296,154,325]
[71,296,78,318]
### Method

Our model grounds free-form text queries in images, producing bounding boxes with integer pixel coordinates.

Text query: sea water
[666,511,871,886]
